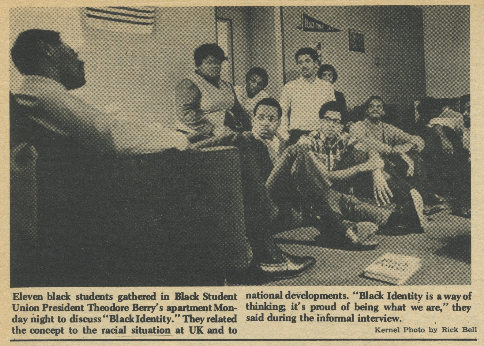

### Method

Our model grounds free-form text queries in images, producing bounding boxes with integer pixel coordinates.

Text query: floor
[266,209,471,286]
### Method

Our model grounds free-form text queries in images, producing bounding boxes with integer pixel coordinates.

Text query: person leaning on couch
[11,29,315,282]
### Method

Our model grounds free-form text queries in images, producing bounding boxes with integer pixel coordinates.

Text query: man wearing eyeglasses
[267,101,430,248]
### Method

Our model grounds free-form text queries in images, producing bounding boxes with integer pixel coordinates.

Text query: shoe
[258,254,316,280]
[423,203,446,216]
[345,222,379,249]
[409,189,429,233]
[453,205,471,218]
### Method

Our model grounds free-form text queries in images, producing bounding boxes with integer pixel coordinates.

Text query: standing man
[279,47,335,145]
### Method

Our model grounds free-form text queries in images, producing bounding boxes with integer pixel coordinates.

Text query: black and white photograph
[10,5,470,288]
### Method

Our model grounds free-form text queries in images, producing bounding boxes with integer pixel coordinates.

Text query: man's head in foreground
[11,29,86,90]
[319,101,343,139]
[252,98,282,140]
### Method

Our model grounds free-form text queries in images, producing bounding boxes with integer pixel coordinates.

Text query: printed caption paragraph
[11,290,477,339]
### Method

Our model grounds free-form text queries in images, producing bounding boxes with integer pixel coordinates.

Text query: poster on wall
[349,28,365,53]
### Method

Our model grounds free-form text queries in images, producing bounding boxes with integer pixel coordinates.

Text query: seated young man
[192,97,300,228]
[11,29,313,282]
[267,101,430,248]
[234,67,270,116]
[190,98,316,277]
[348,96,439,211]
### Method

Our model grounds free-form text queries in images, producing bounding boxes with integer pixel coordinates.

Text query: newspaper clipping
[4,0,482,344]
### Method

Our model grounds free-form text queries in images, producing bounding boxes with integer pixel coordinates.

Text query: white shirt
[14,75,189,155]
[279,77,335,137]
[234,85,269,116]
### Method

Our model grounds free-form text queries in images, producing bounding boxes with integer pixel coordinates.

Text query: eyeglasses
[321,116,342,125]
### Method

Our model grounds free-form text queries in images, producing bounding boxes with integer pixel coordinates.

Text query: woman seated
[234,67,269,116]
[175,44,250,142]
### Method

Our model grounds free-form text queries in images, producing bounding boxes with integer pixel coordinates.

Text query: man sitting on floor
[267,101,430,248]
[348,96,439,212]
[11,29,314,282]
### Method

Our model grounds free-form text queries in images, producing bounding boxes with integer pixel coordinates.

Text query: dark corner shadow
[434,234,471,264]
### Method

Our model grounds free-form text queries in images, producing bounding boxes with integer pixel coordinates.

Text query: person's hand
[344,121,354,133]
[279,129,290,141]
[442,138,454,155]
[372,169,393,206]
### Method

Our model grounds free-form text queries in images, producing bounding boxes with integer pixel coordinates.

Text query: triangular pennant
[297,13,341,33]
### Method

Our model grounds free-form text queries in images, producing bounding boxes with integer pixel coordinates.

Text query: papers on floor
[364,253,421,285]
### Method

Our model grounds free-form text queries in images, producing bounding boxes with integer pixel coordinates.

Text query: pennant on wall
[297,13,341,33]
[85,7,156,34]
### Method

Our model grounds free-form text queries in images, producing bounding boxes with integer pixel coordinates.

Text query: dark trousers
[351,152,423,206]
[191,132,283,263]
[267,146,395,235]
[287,129,311,147]
[420,128,471,207]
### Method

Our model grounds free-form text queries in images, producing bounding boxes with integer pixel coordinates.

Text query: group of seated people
[10,29,471,283]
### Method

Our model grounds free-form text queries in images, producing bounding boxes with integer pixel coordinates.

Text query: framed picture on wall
[349,28,365,53]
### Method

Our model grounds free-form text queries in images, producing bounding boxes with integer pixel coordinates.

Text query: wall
[10,7,216,126]
[248,7,285,99]
[422,6,470,98]
[216,7,251,87]
[281,6,427,108]
[214,7,285,99]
